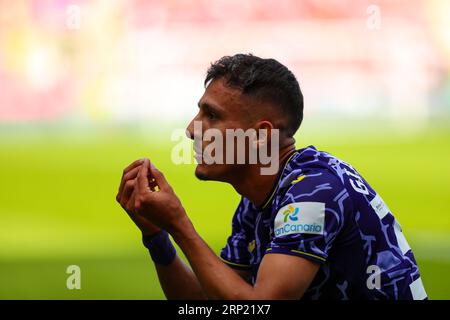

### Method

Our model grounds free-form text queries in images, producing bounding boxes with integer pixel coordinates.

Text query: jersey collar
[257,149,299,211]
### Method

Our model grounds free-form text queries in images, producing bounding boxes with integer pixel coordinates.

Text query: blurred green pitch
[0,121,449,299]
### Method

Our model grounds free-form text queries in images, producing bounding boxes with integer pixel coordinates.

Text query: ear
[252,120,274,148]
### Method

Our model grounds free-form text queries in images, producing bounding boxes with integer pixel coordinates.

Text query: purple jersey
[220,146,427,300]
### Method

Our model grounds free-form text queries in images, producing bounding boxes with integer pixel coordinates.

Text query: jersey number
[344,168,370,195]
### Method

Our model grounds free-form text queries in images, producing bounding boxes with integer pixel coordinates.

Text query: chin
[195,165,211,181]
[194,163,228,182]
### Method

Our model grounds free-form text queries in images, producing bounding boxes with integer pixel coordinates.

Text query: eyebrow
[198,101,223,114]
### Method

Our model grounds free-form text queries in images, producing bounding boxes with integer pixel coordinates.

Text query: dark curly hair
[205,54,303,137]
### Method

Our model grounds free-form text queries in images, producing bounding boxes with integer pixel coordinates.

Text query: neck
[230,143,296,207]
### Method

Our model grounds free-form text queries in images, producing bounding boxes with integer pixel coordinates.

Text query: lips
[194,153,203,163]
[194,145,203,155]
[193,139,203,159]
[193,145,202,163]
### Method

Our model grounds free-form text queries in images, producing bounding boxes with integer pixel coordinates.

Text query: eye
[206,111,216,120]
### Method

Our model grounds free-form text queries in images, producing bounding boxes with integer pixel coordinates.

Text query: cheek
[201,123,227,145]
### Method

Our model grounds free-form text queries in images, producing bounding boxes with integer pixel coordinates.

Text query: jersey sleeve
[220,199,254,270]
[266,171,349,264]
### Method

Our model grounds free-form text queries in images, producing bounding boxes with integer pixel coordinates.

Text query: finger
[117,159,144,198]
[150,163,170,191]
[120,179,136,205]
[136,158,150,194]
[123,159,145,175]
[118,166,142,197]
[124,165,142,182]
[126,188,137,215]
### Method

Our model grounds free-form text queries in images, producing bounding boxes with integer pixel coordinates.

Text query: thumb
[150,162,170,191]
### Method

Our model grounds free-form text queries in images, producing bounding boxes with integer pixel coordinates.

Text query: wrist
[169,214,197,245]
[141,228,161,237]
[142,229,165,243]
[142,230,176,266]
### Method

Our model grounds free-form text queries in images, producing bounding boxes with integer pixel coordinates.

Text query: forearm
[143,231,207,299]
[171,217,257,300]
[155,255,207,300]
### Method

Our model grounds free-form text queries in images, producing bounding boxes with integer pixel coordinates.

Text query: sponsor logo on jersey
[291,175,306,184]
[248,240,256,253]
[274,202,325,237]
[370,194,390,219]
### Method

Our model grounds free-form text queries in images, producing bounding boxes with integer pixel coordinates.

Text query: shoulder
[272,169,351,238]
[280,169,348,207]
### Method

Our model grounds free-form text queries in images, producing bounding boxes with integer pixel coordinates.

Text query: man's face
[186,78,255,182]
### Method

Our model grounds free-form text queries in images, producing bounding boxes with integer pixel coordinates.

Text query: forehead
[198,78,248,114]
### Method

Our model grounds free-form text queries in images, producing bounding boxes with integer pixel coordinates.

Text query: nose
[186,117,195,140]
